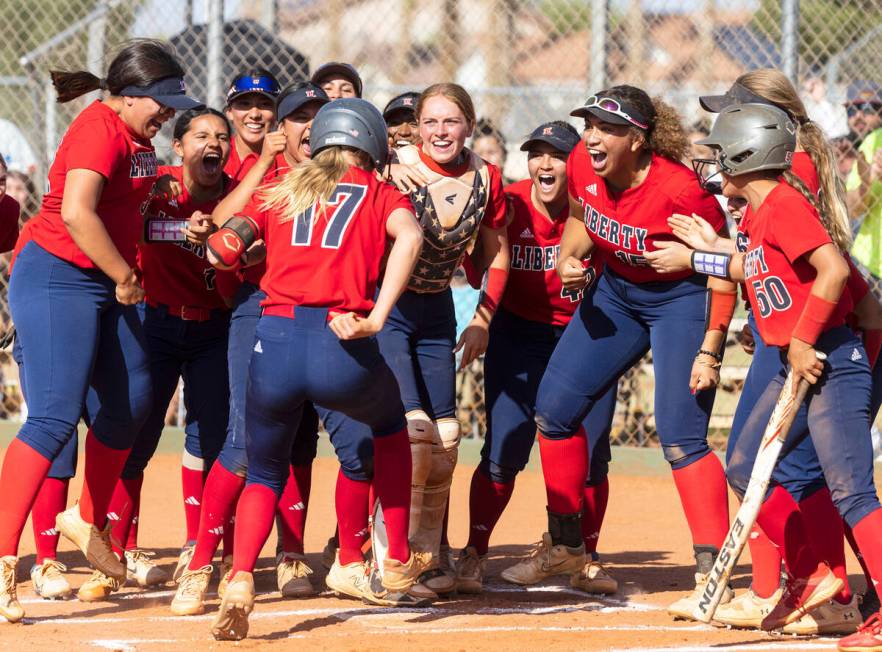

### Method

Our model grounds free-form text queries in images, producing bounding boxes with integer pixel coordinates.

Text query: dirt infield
[2,448,870,652]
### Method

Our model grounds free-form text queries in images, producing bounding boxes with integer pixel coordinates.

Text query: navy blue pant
[727,326,880,528]
[481,307,613,484]
[120,303,231,479]
[217,283,320,476]
[245,310,405,493]
[726,313,825,502]
[9,242,152,458]
[377,288,457,420]
[535,269,716,469]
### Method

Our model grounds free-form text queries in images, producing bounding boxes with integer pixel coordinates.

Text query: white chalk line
[21,589,175,605]
[608,643,838,652]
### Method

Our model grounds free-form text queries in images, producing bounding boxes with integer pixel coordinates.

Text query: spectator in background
[833,134,860,181]
[0,119,37,175]
[472,118,515,184]
[845,80,882,145]
[5,171,37,223]
[801,75,849,140]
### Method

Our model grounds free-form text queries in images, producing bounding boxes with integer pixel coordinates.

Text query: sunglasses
[846,102,882,117]
[582,96,649,130]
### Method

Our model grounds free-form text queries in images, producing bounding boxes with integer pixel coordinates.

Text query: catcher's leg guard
[411,418,460,557]
[407,411,435,541]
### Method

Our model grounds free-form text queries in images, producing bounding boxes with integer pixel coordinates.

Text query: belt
[262,305,352,322]
[147,302,226,322]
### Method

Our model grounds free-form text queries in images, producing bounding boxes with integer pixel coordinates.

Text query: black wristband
[698,348,723,362]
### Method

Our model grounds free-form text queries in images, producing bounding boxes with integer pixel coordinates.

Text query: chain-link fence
[2,0,882,447]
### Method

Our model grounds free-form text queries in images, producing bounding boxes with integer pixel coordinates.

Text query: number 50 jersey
[244,166,413,316]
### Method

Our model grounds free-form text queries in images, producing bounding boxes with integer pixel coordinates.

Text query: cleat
[0,556,23,623]
[455,546,485,594]
[322,535,338,570]
[668,571,734,620]
[713,587,782,628]
[782,595,861,635]
[276,553,316,598]
[173,543,195,582]
[382,551,432,592]
[211,571,255,641]
[861,589,881,622]
[125,549,168,587]
[570,560,618,595]
[56,505,125,581]
[30,559,72,600]
[363,566,432,607]
[501,532,585,586]
[218,555,233,599]
[77,570,120,602]
[761,566,844,630]
[837,611,882,652]
[171,565,212,616]
[325,554,372,600]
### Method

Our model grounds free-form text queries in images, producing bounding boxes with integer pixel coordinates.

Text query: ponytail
[50,71,105,103]
[646,97,690,162]
[260,147,350,224]
[783,170,851,252]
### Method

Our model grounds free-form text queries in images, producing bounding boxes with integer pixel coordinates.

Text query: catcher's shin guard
[411,418,460,557]
[407,411,435,541]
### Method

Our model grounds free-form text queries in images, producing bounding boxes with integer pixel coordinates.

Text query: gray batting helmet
[310,98,389,170]
[696,103,795,176]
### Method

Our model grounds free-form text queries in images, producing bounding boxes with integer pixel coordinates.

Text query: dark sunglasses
[847,102,882,117]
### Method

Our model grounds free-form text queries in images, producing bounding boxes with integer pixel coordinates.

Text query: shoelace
[178,566,212,598]
[86,569,119,589]
[858,612,882,634]
[281,559,313,577]
[127,549,157,565]
[0,560,16,598]
[39,559,68,577]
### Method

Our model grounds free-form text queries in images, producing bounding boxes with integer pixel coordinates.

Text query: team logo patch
[444,193,457,205]
[586,183,597,196]
[403,97,413,106]
[542,127,553,136]
[852,348,863,362]
[305,89,315,98]
[349,129,360,137]
[254,340,263,353]
[288,502,305,511]
[520,227,534,239]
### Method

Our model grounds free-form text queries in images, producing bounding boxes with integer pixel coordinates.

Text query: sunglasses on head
[847,102,882,117]
[229,75,280,98]
[583,96,649,130]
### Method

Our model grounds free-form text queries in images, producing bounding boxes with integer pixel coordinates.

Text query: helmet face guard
[692,157,723,195]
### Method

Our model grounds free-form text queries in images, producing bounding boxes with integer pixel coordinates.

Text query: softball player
[224,70,280,182]
[503,85,734,617]
[455,121,617,594]
[383,83,510,596]
[170,82,332,616]
[682,103,882,650]
[310,62,362,100]
[0,39,201,623]
[205,98,427,641]
[383,92,420,152]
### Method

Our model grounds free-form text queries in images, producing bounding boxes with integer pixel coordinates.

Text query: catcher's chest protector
[397,145,490,293]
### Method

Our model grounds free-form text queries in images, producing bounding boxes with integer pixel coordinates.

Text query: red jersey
[743,183,849,347]
[568,146,725,283]
[241,152,292,286]
[224,140,261,182]
[502,179,601,326]
[0,195,20,253]
[29,101,157,269]
[137,166,237,310]
[242,166,411,315]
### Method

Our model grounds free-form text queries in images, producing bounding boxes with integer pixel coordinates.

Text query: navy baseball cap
[277,82,330,121]
[383,92,419,121]
[226,73,281,104]
[311,62,363,97]
[846,80,882,105]
[520,122,581,154]
[699,82,773,113]
[120,76,203,110]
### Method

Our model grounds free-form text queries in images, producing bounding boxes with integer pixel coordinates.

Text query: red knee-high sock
[671,452,729,548]
[844,521,874,591]
[32,477,69,563]
[0,439,52,556]
[107,474,144,556]
[335,470,370,565]
[466,467,514,555]
[748,525,783,598]
[79,430,130,527]
[276,463,312,556]
[538,427,588,514]
[851,508,882,593]
[126,499,141,551]
[222,518,236,559]
[581,478,609,554]
[189,463,245,570]
[756,486,822,579]
[182,461,207,544]
[371,428,412,564]
[231,483,277,575]
[799,488,851,603]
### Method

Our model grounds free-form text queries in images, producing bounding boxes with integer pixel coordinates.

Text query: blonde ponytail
[783,170,851,252]
[259,148,350,224]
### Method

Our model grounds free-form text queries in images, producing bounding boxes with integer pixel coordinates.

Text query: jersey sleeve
[0,196,20,253]
[482,163,509,229]
[770,193,832,263]
[673,182,726,232]
[64,119,129,180]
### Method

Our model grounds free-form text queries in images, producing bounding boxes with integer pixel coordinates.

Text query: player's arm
[205,214,262,270]
[690,276,738,393]
[557,193,595,291]
[61,168,143,304]
[330,208,422,340]
[788,243,849,387]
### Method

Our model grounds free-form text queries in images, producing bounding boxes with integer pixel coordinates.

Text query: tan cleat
[173,544,195,582]
[455,546,485,594]
[77,570,120,602]
[382,551,432,592]
[501,533,585,586]
[325,555,372,600]
[211,571,255,641]
[218,555,233,599]
[761,567,844,630]
[782,596,861,635]
[30,559,72,600]
[171,565,213,616]
[570,560,618,595]
[668,572,734,621]
[55,505,125,582]
[0,556,23,623]
[276,553,316,597]
[713,587,782,628]
[125,549,168,587]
